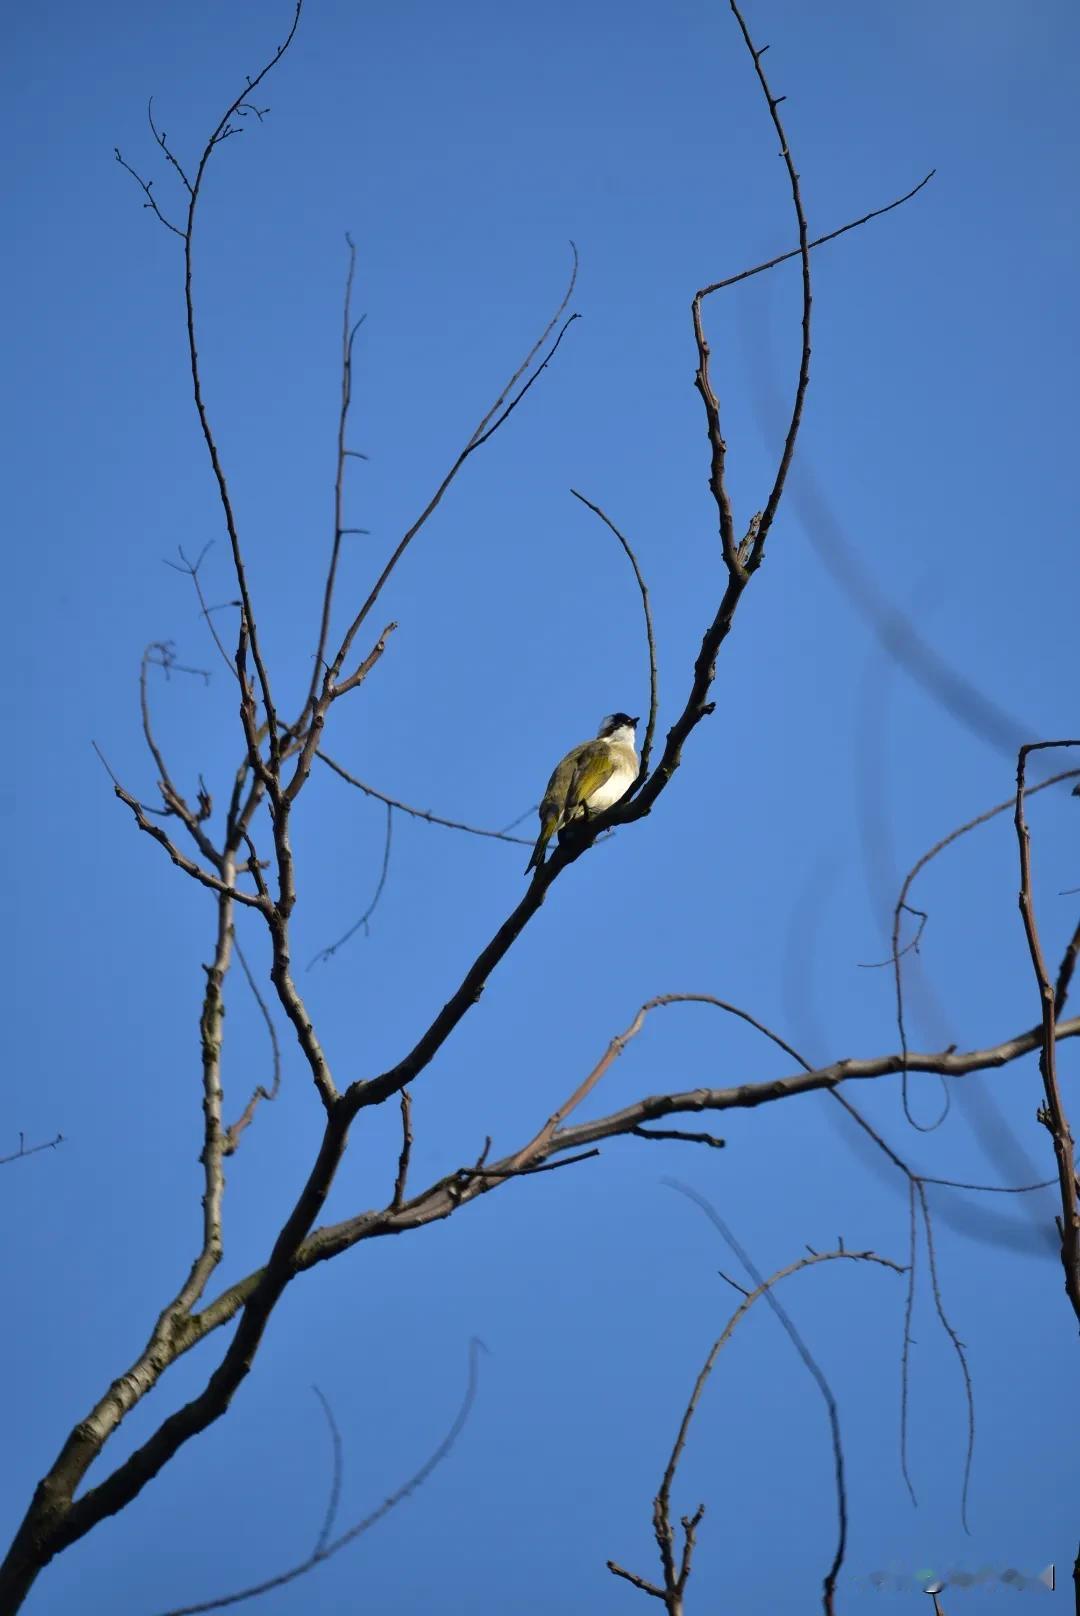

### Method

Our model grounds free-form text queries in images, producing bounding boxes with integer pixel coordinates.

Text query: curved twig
[310,1387,343,1558]
[890,768,1079,1131]
[614,1197,903,1616]
[570,488,659,781]
[179,4,307,775]
[223,938,282,1153]
[914,1180,976,1531]
[151,1340,483,1616]
[309,803,394,966]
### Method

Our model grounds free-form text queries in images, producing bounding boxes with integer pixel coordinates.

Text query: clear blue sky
[4,1,1078,1611]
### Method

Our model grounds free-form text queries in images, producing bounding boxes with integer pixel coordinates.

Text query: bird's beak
[631,716,640,727]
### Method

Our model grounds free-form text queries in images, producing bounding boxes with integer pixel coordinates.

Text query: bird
[526,713,640,874]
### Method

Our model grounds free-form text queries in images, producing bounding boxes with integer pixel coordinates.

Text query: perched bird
[526,713,640,874]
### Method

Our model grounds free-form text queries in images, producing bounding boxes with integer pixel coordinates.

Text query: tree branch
[0,1132,64,1168]
[1015,741,1080,1327]
[304,233,366,719]
[889,766,1079,1130]
[319,249,579,696]
[150,1341,483,1616]
[93,744,265,908]
[316,750,532,844]
[570,488,659,782]
[612,1236,903,1614]
[178,1011,1076,1357]
[223,937,282,1154]
[697,168,934,298]
[309,801,394,967]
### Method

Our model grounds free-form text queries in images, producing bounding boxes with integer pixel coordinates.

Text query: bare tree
[3,2,1076,1612]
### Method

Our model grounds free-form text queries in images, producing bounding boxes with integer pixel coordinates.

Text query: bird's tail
[526,815,558,874]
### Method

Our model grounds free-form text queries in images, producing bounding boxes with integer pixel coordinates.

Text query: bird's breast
[584,756,638,813]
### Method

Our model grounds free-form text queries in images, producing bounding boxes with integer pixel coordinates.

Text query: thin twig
[165,543,238,676]
[305,235,365,719]
[0,1132,64,1168]
[914,1180,976,1531]
[138,641,221,871]
[889,767,1079,1132]
[223,938,282,1154]
[322,248,579,684]
[631,1126,725,1149]
[151,1339,484,1615]
[570,489,659,781]
[724,0,812,568]
[93,743,264,908]
[919,1172,1056,1195]
[316,751,531,844]
[900,1181,918,1507]
[309,802,394,966]
[457,1148,600,1182]
[113,148,185,237]
[147,98,194,194]
[857,904,927,969]
[310,1387,343,1558]
[469,311,580,452]
[698,170,934,297]
[176,8,307,776]
[282,623,397,813]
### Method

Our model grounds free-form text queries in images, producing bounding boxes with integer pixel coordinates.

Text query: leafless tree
[2,3,1076,1612]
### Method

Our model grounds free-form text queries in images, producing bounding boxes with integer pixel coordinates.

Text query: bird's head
[597,712,640,742]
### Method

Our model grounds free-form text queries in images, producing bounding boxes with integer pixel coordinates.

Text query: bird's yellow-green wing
[565,742,617,813]
[539,748,581,817]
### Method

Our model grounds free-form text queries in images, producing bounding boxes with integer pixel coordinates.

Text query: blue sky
[4,1,1078,1611]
